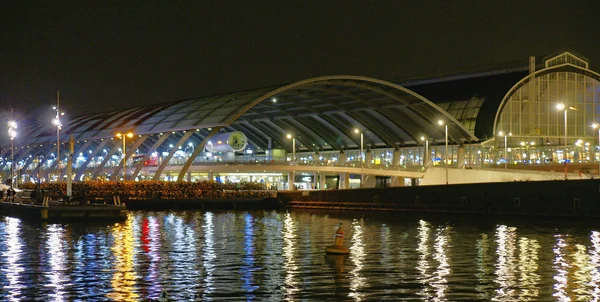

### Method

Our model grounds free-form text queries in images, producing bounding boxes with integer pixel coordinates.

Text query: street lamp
[438,120,449,185]
[354,129,364,187]
[420,136,429,167]
[116,132,134,180]
[557,103,576,179]
[592,123,600,175]
[8,119,17,188]
[498,131,512,169]
[286,134,296,163]
[52,95,65,178]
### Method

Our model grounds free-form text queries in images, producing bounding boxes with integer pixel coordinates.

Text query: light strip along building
[2,50,600,189]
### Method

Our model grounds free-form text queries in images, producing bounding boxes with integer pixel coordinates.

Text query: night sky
[1,1,599,121]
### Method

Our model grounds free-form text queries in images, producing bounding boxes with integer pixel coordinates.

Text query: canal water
[0,210,599,301]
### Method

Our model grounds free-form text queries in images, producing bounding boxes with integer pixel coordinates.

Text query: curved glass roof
[4,76,477,158]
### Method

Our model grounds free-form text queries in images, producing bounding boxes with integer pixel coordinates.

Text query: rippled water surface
[1,210,599,301]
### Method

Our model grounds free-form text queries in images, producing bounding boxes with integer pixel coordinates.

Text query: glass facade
[494,52,600,165]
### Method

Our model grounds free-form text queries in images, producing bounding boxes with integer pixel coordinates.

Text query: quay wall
[279,179,600,218]
[420,167,579,186]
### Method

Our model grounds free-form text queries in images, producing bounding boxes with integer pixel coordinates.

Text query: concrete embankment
[279,179,600,218]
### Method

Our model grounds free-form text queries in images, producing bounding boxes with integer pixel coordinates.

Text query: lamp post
[52,91,65,179]
[420,136,429,167]
[438,120,449,185]
[286,134,296,163]
[557,103,576,179]
[116,132,134,181]
[354,129,364,187]
[8,118,17,188]
[498,131,512,169]
[592,123,600,175]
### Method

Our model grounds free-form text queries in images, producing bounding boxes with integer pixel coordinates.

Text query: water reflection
[348,219,366,301]
[262,212,284,297]
[590,231,600,299]
[45,224,68,301]
[494,225,518,301]
[109,219,139,301]
[517,236,540,300]
[431,225,450,301]
[241,214,258,299]
[552,234,569,302]
[140,215,162,298]
[1,212,600,300]
[475,233,492,299]
[416,219,432,300]
[202,212,216,299]
[283,212,299,299]
[2,218,24,301]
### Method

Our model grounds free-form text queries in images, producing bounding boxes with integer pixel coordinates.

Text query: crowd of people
[20,181,274,201]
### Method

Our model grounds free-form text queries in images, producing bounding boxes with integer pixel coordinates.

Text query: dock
[0,195,127,222]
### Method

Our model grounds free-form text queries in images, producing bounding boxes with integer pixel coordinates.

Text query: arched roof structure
[493,52,600,142]
[6,76,477,162]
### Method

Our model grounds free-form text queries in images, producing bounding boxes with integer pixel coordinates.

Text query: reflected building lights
[379,224,394,281]
[552,234,569,302]
[143,216,162,298]
[432,226,450,301]
[416,220,432,300]
[475,233,492,300]
[261,212,284,296]
[283,212,299,298]
[2,217,24,301]
[572,243,593,298]
[109,220,139,301]
[348,219,366,301]
[517,237,541,300]
[167,214,200,300]
[590,231,600,300]
[46,224,67,301]
[202,212,216,298]
[241,214,258,299]
[494,225,518,301]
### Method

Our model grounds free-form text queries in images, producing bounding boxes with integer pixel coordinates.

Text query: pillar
[319,173,326,189]
[187,171,192,182]
[339,172,349,189]
[288,171,295,190]
[267,137,272,161]
[457,145,465,169]
[313,172,317,190]
[208,171,214,182]
[392,148,401,166]
[365,149,373,165]
[338,150,346,164]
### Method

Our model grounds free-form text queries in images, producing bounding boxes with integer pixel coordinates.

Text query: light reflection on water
[0,212,600,300]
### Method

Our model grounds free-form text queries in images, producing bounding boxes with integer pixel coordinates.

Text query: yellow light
[437,120,444,126]
[556,103,565,110]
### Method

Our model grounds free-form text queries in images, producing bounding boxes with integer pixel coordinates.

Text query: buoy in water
[325,223,350,254]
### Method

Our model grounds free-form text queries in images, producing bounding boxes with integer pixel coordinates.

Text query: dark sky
[1,1,599,120]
